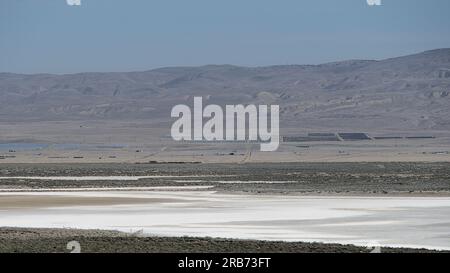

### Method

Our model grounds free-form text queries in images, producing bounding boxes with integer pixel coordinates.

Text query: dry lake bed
[0,163,449,252]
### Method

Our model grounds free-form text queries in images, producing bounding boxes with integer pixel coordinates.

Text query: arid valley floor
[0,162,449,253]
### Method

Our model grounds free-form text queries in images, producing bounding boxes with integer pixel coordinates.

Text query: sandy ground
[0,194,178,209]
[1,130,450,164]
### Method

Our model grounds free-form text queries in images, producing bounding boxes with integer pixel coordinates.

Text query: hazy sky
[1,0,450,74]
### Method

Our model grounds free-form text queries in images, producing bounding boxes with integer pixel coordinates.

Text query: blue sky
[1,0,450,74]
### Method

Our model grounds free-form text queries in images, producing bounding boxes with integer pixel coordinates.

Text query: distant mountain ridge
[1,49,449,132]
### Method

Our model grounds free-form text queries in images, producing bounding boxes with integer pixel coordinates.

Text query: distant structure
[337,133,371,141]
[283,133,374,142]
[283,133,340,142]
[283,133,436,142]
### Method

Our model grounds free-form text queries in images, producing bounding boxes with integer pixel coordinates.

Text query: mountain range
[1,48,449,133]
